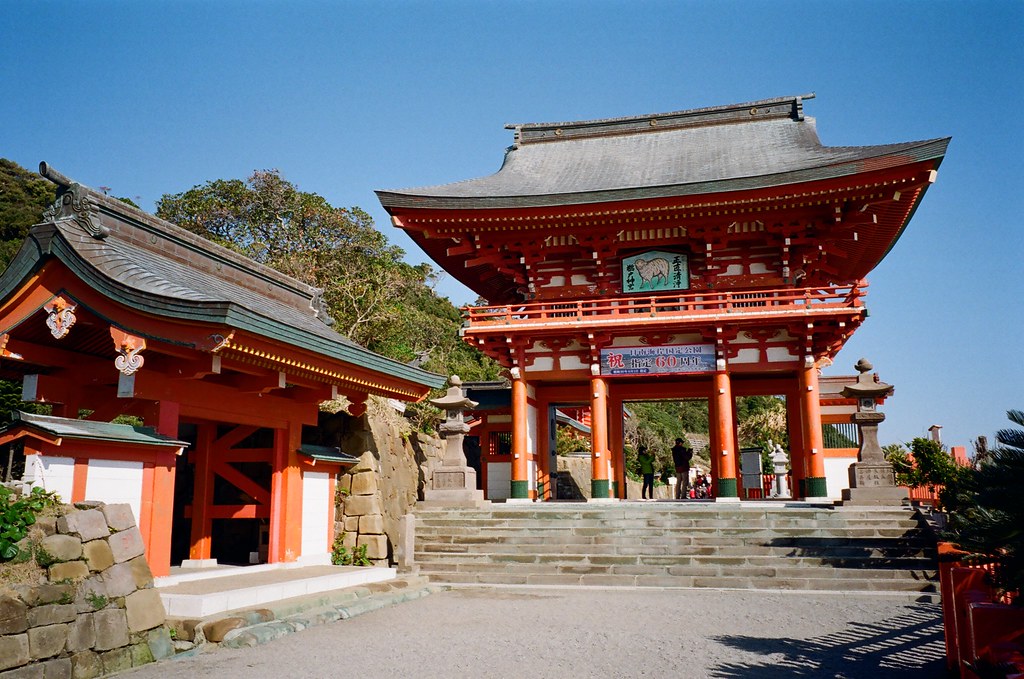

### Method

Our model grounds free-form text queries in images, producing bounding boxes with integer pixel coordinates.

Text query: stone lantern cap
[429,375,479,411]
[840,358,894,400]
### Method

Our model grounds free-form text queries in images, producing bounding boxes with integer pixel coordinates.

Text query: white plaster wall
[85,459,144,524]
[767,347,797,362]
[528,460,538,492]
[732,348,760,364]
[528,357,555,371]
[526,402,538,457]
[300,471,330,559]
[558,355,587,371]
[824,456,857,500]
[22,454,74,504]
[488,462,511,500]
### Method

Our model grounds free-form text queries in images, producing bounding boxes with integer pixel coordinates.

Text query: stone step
[420,570,938,593]
[415,530,931,546]
[414,541,933,559]
[413,509,922,522]
[413,552,935,573]
[413,551,935,570]
[416,517,927,529]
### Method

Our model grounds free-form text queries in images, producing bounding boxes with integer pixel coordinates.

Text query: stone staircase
[412,502,938,595]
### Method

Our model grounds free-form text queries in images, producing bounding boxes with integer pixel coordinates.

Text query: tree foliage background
[155,170,500,387]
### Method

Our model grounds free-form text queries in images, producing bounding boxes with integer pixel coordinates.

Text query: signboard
[600,344,715,376]
[621,251,689,294]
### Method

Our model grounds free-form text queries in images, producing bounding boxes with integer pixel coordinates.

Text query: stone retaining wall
[0,502,171,678]
[333,399,443,567]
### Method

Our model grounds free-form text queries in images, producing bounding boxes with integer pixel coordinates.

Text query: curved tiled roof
[0,165,445,392]
[377,95,950,210]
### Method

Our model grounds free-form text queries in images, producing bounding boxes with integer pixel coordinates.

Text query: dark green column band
[510,480,530,499]
[717,477,738,498]
[591,478,610,499]
[804,477,828,498]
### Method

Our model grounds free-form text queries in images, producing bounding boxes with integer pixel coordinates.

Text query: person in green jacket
[638,445,656,500]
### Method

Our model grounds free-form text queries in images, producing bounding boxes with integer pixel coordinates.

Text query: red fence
[939,543,1023,678]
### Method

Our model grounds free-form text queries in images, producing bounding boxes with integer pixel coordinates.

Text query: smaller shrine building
[0,164,444,575]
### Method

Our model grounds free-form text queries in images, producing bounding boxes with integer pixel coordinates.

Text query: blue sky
[3,1,1021,452]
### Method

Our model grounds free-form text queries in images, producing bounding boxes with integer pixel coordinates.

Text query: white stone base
[179,559,218,569]
[503,498,535,504]
[715,497,742,503]
[587,497,619,503]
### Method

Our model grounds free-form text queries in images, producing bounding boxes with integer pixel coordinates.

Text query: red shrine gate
[378,95,947,501]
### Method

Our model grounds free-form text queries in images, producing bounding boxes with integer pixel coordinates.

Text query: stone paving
[118,586,946,678]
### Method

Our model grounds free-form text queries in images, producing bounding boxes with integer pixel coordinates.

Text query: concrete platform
[155,563,397,618]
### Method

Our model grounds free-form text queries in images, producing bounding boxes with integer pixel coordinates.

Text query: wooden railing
[463,283,866,329]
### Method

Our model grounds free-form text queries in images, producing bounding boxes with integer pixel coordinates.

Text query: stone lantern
[422,375,486,507]
[840,358,907,506]
[770,443,791,499]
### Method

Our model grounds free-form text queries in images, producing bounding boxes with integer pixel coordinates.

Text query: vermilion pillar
[711,372,738,498]
[609,394,625,499]
[590,376,610,499]
[786,395,808,498]
[799,363,828,497]
[145,400,179,577]
[270,423,303,562]
[188,423,216,560]
[510,375,530,499]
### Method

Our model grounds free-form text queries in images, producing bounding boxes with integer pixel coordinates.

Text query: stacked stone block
[0,503,172,678]
[330,399,444,569]
[336,453,388,565]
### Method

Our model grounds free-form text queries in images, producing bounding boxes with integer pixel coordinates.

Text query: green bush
[0,486,60,561]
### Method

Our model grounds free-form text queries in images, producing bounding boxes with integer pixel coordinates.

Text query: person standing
[671,437,693,499]
[638,445,656,500]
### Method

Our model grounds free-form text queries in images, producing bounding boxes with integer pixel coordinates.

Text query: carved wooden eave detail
[110,327,146,376]
[44,296,78,339]
[39,162,110,239]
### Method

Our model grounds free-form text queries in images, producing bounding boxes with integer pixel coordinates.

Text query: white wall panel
[487,462,511,500]
[22,455,74,504]
[85,460,144,524]
[301,471,330,558]
[823,456,856,500]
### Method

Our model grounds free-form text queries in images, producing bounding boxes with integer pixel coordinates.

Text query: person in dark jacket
[671,437,693,499]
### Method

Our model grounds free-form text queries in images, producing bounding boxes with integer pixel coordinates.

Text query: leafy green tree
[883,442,915,486]
[157,170,500,431]
[0,159,56,267]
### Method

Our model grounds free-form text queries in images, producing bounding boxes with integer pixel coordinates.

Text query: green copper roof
[3,411,189,448]
[297,444,359,465]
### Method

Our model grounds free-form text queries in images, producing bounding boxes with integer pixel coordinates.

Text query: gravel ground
[120,587,946,679]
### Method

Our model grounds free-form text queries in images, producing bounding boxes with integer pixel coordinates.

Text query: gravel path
[121,587,945,679]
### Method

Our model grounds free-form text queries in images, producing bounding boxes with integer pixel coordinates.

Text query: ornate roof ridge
[36,162,334,326]
[506,94,815,146]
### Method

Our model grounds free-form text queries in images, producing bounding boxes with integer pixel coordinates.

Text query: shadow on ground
[709,601,946,678]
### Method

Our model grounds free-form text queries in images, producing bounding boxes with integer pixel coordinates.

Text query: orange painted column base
[269,424,303,562]
[590,375,611,499]
[510,376,530,499]
[711,371,738,498]
[799,363,828,498]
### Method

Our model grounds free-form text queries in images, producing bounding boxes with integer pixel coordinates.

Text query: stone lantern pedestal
[421,375,486,508]
[840,359,908,506]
